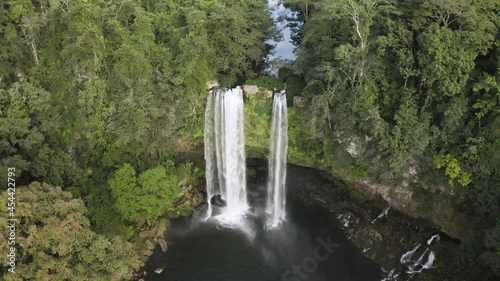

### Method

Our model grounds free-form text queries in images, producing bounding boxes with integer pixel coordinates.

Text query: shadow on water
[146,180,381,281]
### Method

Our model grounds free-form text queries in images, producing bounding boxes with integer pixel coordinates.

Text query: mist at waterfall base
[147,164,381,281]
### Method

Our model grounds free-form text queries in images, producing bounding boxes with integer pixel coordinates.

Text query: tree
[287,0,500,277]
[0,182,140,280]
[0,82,79,187]
[108,163,184,223]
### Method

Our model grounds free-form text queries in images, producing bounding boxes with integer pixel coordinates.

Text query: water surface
[147,192,381,281]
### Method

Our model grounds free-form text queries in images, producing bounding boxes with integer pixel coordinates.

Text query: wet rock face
[142,249,154,262]
[210,194,227,207]
[243,84,259,94]
[207,80,220,89]
[353,226,383,247]
[345,178,471,241]
[180,184,207,208]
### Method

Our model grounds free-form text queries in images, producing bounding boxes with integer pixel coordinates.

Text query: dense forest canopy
[281,0,500,278]
[1,0,500,279]
[1,0,273,183]
[0,0,272,279]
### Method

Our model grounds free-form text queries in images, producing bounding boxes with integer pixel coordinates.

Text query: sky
[267,0,297,61]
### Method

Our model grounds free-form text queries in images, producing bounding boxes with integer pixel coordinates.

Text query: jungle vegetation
[0,0,499,280]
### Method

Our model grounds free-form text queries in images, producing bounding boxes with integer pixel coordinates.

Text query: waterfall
[266,90,288,227]
[204,92,216,218]
[205,87,249,221]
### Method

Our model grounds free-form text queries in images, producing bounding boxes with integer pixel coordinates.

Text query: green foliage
[86,186,134,238]
[245,93,272,152]
[176,162,204,187]
[108,164,140,222]
[278,67,306,104]
[0,0,274,264]
[0,0,273,182]
[348,162,369,180]
[246,76,284,91]
[285,0,500,182]
[417,25,477,98]
[218,73,238,88]
[0,82,81,187]
[287,107,324,166]
[379,93,431,177]
[286,0,500,277]
[109,163,183,223]
[0,182,140,280]
[473,71,500,120]
[436,154,472,187]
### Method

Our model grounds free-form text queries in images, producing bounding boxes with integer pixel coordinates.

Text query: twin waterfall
[205,87,248,220]
[266,91,288,227]
[204,87,288,228]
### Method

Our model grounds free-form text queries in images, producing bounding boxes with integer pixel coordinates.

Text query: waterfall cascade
[400,237,436,276]
[204,93,216,218]
[266,90,288,227]
[204,87,248,220]
[204,87,288,230]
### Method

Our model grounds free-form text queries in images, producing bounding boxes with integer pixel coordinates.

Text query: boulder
[210,194,227,207]
[158,239,168,253]
[207,80,219,89]
[146,239,156,251]
[181,184,194,192]
[154,267,165,274]
[243,84,259,94]
[142,250,154,258]
[192,192,205,208]
[139,230,153,238]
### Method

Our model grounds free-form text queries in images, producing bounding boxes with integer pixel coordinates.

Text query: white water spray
[400,243,421,264]
[400,238,437,276]
[204,92,216,218]
[427,234,440,245]
[371,206,390,224]
[266,90,288,228]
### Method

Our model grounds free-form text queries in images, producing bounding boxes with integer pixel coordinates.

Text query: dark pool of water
[146,188,381,281]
